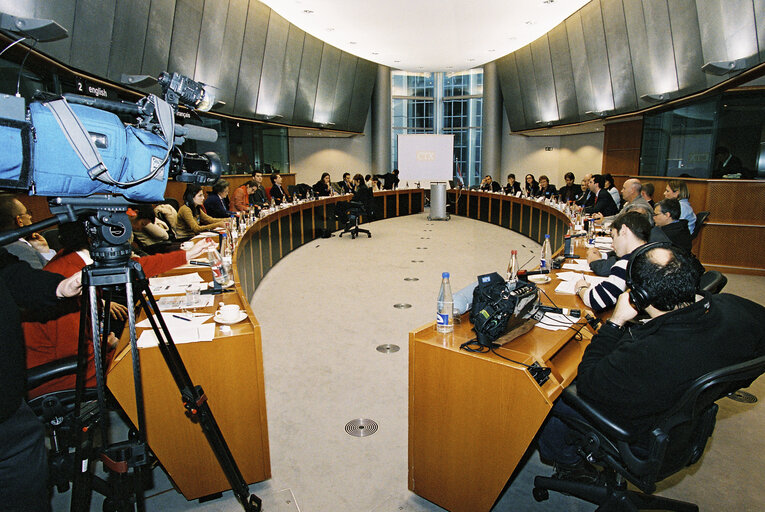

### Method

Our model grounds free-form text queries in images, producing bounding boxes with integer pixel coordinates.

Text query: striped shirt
[583,255,630,313]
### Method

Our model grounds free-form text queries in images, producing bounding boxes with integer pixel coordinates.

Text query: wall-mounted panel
[565,13,595,114]
[215,0,249,115]
[68,0,116,77]
[667,0,705,92]
[234,0,270,115]
[292,33,323,125]
[347,58,377,132]
[756,0,765,62]
[495,54,527,130]
[601,0,637,112]
[256,10,289,116]
[580,0,614,114]
[140,0,175,78]
[313,44,341,125]
[193,0,230,91]
[330,52,358,128]
[622,0,654,108]
[696,0,753,88]
[107,0,150,82]
[515,46,541,126]
[33,0,76,64]
[642,0,679,95]
[167,0,203,78]
[530,37,559,124]
[274,24,306,122]
[547,24,578,123]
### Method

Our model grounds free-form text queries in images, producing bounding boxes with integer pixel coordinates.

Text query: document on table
[136,323,216,348]
[554,272,609,294]
[561,259,592,272]
[155,294,215,310]
[136,313,213,330]
[149,273,206,296]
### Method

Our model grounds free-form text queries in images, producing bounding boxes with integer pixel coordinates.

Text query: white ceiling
[261,0,591,72]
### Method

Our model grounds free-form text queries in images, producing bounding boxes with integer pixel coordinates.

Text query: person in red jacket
[23,221,213,398]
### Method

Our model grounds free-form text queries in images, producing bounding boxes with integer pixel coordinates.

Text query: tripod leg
[134,277,262,512]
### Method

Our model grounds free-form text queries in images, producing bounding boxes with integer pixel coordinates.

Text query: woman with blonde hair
[663,180,695,234]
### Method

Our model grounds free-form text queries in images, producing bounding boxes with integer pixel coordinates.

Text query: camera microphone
[175,124,218,143]
[538,305,581,317]
[517,269,550,277]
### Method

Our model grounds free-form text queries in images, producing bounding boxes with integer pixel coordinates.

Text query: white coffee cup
[218,304,241,322]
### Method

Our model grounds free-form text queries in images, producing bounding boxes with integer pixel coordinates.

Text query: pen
[172,314,191,322]
[189,261,211,266]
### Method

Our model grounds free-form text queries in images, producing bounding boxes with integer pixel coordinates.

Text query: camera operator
[538,244,765,479]
[0,247,82,511]
[0,195,56,269]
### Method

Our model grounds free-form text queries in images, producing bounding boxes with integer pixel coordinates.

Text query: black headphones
[625,242,674,311]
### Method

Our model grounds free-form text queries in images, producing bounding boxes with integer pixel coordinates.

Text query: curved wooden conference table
[107,189,425,500]
[408,189,592,512]
[107,188,587,507]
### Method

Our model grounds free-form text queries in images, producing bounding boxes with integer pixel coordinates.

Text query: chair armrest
[26,356,78,391]
[561,385,635,441]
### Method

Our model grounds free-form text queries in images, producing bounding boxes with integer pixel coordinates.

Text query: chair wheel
[532,487,549,502]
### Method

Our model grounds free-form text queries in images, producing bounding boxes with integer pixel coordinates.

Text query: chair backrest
[691,211,710,240]
[163,197,180,211]
[699,270,727,294]
[42,227,62,252]
[628,355,765,491]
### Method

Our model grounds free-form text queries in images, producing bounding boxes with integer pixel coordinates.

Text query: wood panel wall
[602,119,643,175]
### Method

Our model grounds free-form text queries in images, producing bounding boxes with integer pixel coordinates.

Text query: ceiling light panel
[263,0,591,72]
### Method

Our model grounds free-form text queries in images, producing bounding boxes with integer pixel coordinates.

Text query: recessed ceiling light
[303,9,313,14]
[525,20,534,25]
[488,49,495,52]
[394,60,400,63]
[349,41,357,45]
[326,27,334,31]
[468,58,475,61]
[371,52,379,55]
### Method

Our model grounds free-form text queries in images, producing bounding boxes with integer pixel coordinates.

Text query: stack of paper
[561,259,592,272]
[149,273,206,296]
[136,323,216,348]
[554,272,609,294]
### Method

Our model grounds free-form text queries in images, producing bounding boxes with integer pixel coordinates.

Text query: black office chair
[691,211,709,240]
[339,187,374,239]
[162,197,180,212]
[533,355,765,511]
[699,270,727,294]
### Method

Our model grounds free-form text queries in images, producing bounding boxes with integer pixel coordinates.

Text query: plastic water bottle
[507,249,519,283]
[540,234,552,271]
[587,220,595,245]
[436,272,454,333]
[208,246,229,286]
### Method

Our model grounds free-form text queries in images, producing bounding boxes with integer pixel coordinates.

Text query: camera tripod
[63,207,261,511]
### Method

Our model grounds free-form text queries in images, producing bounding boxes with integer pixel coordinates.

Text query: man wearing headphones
[538,243,765,475]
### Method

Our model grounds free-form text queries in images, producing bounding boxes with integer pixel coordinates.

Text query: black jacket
[558,184,582,203]
[0,249,63,422]
[585,189,619,217]
[539,184,558,199]
[577,293,765,435]
[250,185,268,207]
[504,182,522,195]
[270,184,289,204]
[313,180,332,197]
[660,219,692,253]
[576,189,595,208]
[481,181,501,192]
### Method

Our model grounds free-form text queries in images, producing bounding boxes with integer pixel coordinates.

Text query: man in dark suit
[250,171,269,208]
[653,198,692,253]
[480,174,501,192]
[712,146,745,178]
[584,174,618,217]
[339,172,354,194]
[382,169,400,190]
[575,173,595,209]
[269,173,290,205]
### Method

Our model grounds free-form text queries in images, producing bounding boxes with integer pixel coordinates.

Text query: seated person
[575,174,595,208]
[524,174,540,197]
[339,172,354,194]
[575,211,650,313]
[369,175,381,192]
[653,198,692,253]
[335,174,372,223]
[176,184,227,239]
[538,175,558,199]
[480,174,501,192]
[232,180,257,213]
[538,244,765,473]
[663,180,695,234]
[382,169,400,190]
[591,178,651,225]
[313,172,333,197]
[250,171,269,208]
[504,173,522,195]
[203,179,235,218]
[130,204,174,253]
[584,174,619,217]
[557,172,581,203]
[0,194,56,269]
[23,222,213,398]
[270,173,291,204]
[641,182,655,208]
[603,173,621,209]
[587,205,671,276]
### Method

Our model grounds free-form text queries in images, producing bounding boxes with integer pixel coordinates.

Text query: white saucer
[528,274,551,284]
[213,311,247,324]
